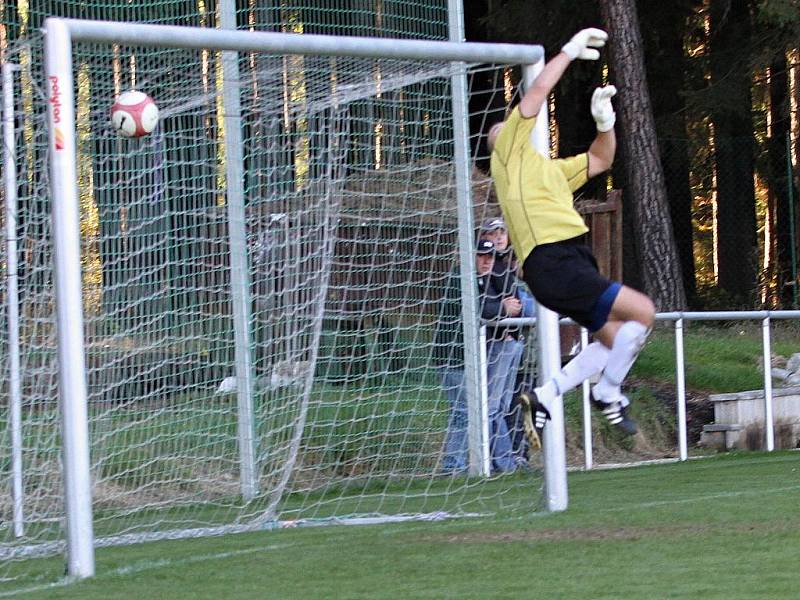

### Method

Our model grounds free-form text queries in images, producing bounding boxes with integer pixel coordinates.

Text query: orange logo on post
[54,128,65,151]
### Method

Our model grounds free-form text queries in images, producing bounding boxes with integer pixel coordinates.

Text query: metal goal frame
[41,16,553,578]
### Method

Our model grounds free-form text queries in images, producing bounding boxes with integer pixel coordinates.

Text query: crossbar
[47,18,544,64]
[41,16,545,581]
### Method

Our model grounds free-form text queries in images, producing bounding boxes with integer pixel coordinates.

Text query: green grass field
[634,321,799,393]
[10,451,800,599]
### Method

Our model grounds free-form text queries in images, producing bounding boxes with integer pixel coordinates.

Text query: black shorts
[522,237,620,332]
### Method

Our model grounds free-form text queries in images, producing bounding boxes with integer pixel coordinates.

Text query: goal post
[522,62,569,513]
[2,62,25,542]
[58,18,543,63]
[218,13,259,503]
[26,17,551,582]
[44,19,96,578]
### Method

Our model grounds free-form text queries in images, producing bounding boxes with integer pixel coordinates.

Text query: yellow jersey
[490,106,590,263]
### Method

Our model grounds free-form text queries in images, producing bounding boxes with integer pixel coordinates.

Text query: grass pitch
[12,451,800,599]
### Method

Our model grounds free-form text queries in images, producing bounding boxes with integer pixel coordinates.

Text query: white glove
[561,28,608,61]
[591,85,617,132]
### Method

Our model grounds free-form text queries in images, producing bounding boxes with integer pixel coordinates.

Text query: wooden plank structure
[318,157,623,376]
[575,189,623,283]
[321,159,464,380]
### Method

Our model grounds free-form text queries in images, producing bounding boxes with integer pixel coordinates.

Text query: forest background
[1,0,798,311]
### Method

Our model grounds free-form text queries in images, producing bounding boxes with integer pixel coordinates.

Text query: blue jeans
[440,338,524,473]
[486,339,524,472]
[440,367,468,472]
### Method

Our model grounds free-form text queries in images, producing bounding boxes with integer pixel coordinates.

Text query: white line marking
[0,544,288,598]
[608,483,800,510]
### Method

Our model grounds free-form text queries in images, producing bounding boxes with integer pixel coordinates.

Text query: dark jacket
[486,252,531,342]
[433,265,511,367]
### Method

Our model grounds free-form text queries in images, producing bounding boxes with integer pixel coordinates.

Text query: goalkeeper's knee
[602,321,651,387]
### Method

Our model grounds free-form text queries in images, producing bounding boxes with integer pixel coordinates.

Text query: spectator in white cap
[479,217,537,465]
[434,239,520,473]
[480,217,511,253]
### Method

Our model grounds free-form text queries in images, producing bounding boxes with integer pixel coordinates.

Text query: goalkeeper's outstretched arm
[518,28,608,119]
[587,85,617,177]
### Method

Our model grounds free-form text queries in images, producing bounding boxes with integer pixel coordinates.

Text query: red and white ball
[110,90,159,138]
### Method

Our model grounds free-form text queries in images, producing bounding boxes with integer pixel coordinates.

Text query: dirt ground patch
[635,378,715,444]
[562,378,716,466]
[424,520,794,545]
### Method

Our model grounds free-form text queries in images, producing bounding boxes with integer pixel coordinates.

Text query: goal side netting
[0,22,544,588]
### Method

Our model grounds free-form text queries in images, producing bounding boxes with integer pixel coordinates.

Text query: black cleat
[518,390,551,450]
[591,394,638,436]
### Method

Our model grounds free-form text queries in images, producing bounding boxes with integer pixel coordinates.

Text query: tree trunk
[613,146,646,292]
[0,0,21,60]
[709,0,758,304]
[767,54,793,307]
[639,0,698,307]
[793,50,800,306]
[599,0,687,310]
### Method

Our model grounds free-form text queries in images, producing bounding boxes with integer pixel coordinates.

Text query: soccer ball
[110,90,159,138]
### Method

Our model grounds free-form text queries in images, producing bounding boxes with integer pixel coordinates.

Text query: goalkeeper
[488,28,655,435]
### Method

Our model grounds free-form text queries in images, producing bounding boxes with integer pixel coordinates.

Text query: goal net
[1,23,544,587]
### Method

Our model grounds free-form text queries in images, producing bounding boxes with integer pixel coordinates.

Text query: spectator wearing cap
[479,217,537,463]
[434,239,518,473]
[479,216,535,317]
[479,217,515,286]
[480,217,513,259]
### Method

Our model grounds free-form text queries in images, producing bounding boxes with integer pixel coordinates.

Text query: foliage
[754,0,800,54]
[479,0,599,47]
[633,322,797,392]
[478,0,800,310]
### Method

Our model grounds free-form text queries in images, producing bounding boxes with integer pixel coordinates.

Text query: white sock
[593,321,649,402]
[553,341,610,395]
[535,380,558,410]
[535,341,610,408]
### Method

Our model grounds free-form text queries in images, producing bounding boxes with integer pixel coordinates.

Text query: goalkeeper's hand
[591,85,617,132]
[561,28,608,61]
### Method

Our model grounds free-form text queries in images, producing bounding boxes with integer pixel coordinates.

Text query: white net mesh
[0,35,541,588]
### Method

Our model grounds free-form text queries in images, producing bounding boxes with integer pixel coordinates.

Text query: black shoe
[518,390,551,450]
[590,395,638,436]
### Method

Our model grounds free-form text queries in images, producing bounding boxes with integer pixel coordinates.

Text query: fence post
[675,318,688,460]
[788,137,797,309]
[3,62,25,538]
[580,328,593,470]
[762,317,775,451]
